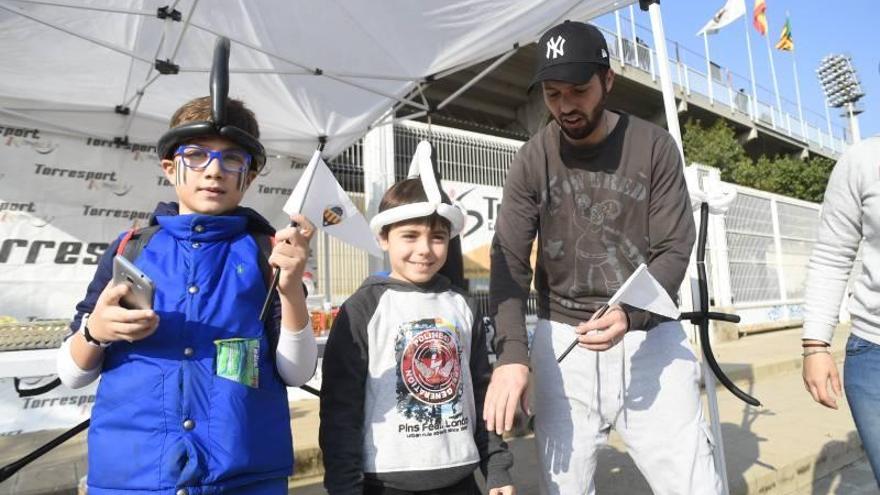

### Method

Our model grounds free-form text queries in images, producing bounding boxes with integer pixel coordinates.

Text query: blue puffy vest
[87,213,292,494]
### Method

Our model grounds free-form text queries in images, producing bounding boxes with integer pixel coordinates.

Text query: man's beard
[554,92,607,141]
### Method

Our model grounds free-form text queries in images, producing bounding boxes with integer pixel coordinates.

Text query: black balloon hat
[156,37,267,172]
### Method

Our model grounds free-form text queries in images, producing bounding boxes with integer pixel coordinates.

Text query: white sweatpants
[530,319,722,495]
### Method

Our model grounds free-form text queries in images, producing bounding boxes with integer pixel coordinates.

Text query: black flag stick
[0,419,90,483]
[555,304,610,363]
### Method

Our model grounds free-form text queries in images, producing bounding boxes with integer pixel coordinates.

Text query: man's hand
[489,485,516,495]
[575,305,628,352]
[802,345,842,409]
[483,363,529,435]
[87,282,159,343]
[270,213,315,296]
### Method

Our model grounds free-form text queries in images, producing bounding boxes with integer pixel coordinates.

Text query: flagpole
[762,27,784,128]
[742,13,759,120]
[787,13,806,138]
[791,53,805,138]
[703,31,714,104]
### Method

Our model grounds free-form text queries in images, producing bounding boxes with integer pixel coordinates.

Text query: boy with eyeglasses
[57,96,318,494]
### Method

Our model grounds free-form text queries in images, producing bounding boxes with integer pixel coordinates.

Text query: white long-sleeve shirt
[803,137,880,345]
[57,321,318,389]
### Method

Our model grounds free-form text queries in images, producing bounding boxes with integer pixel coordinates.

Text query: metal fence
[690,165,830,331]
[394,121,521,187]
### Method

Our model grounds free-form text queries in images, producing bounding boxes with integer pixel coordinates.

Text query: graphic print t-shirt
[359,279,480,473]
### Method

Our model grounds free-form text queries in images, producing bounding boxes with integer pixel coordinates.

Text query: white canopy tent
[0,0,653,162]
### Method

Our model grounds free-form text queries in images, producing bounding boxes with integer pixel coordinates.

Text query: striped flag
[753,0,768,35]
[775,17,794,51]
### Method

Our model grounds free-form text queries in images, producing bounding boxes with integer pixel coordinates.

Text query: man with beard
[484,21,721,494]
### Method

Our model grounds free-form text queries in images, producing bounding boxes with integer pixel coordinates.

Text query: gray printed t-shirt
[490,112,696,365]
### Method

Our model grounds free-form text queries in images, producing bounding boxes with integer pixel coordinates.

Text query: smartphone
[112,255,155,310]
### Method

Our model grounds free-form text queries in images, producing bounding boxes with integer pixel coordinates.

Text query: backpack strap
[117,225,161,261]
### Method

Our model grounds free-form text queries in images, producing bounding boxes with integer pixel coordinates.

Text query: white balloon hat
[369,140,466,238]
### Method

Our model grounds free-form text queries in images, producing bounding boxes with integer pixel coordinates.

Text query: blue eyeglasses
[174,144,252,174]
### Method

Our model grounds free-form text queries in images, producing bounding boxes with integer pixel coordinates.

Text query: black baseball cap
[530,21,611,90]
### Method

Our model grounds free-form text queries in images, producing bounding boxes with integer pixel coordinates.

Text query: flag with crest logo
[283,150,383,258]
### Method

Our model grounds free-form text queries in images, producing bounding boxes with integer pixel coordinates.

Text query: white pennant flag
[608,264,680,320]
[696,0,746,36]
[283,150,383,258]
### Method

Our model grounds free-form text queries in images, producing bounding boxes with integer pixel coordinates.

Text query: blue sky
[594,0,878,140]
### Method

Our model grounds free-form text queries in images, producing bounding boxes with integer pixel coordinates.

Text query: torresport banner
[0,375,97,436]
[0,122,304,321]
[442,180,503,283]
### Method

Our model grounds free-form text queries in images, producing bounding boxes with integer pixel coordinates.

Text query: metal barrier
[689,165,853,332]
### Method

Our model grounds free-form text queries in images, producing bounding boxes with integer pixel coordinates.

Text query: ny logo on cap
[546,35,565,59]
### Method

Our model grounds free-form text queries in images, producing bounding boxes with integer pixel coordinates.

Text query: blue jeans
[844,333,880,486]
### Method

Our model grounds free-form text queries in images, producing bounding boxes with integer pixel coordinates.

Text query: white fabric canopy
[0,0,632,161]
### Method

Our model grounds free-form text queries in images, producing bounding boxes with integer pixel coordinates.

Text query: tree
[682,118,751,182]
[682,118,836,203]
[731,154,835,203]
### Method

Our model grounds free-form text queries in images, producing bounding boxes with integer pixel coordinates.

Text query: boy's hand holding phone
[270,213,315,297]
[87,282,160,344]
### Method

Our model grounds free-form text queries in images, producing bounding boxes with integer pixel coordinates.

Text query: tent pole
[0,3,151,63]
[9,0,154,16]
[644,1,684,159]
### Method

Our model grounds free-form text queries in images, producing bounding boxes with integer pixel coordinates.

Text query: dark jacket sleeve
[624,134,696,330]
[68,237,120,338]
[319,302,369,495]
[489,145,540,366]
[470,306,514,489]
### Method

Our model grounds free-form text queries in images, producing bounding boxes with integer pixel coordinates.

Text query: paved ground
[291,443,878,495]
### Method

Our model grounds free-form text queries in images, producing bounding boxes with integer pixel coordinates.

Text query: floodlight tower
[816,54,865,143]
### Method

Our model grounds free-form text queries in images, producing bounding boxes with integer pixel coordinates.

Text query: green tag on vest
[214,338,260,388]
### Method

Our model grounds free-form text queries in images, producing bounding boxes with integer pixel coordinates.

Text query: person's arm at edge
[802,144,864,344]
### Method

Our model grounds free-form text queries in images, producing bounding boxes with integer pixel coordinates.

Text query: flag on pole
[696,0,746,36]
[608,264,681,320]
[283,150,383,258]
[752,0,768,35]
[775,17,794,51]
